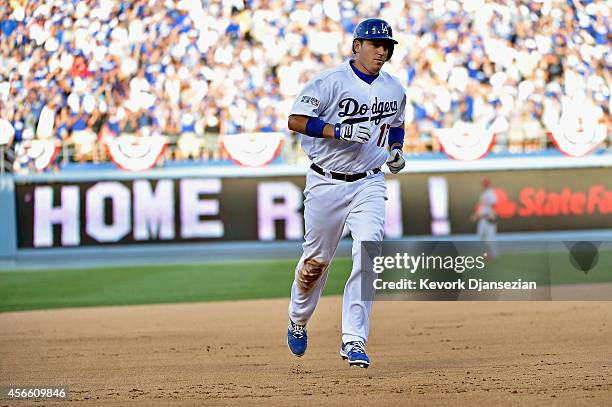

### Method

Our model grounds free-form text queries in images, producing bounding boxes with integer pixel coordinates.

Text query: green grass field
[0,258,353,312]
[0,250,610,312]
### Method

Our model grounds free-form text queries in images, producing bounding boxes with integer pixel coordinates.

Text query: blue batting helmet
[352,18,398,60]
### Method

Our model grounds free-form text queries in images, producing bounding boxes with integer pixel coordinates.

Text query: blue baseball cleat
[287,320,307,357]
[340,341,370,368]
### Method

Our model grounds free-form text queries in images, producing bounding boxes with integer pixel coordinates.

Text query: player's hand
[334,123,371,144]
[386,147,405,174]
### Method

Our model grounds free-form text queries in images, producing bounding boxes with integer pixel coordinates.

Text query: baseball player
[286,19,406,368]
[471,178,499,258]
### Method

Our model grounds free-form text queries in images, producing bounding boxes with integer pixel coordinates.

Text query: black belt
[310,163,380,182]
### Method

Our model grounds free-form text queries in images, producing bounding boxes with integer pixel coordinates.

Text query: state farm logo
[494,185,612,218]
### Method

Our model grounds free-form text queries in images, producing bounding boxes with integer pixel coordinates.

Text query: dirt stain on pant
[297,258,327,293]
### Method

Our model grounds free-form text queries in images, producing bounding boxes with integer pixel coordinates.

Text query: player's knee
[297,258,328,293]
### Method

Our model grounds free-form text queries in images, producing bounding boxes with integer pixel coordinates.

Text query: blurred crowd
[0,0,610,172]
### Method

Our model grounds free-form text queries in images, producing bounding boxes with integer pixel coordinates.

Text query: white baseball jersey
[477,187,498,256]
[477,187,497,219]
[291,60,406,173]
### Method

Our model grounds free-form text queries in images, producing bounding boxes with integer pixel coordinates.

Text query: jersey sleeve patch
[300,96,320,107]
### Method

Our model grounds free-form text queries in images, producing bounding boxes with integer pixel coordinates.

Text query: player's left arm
[386,92,407,174]
[386,124,405,173]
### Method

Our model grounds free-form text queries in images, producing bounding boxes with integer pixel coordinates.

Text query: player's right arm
[288,114,371,144]
[289,77,370,144]
[288,115,335,139]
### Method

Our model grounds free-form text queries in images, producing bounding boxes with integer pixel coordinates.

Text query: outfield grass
[0,249,610,312]
[0,258,353,312]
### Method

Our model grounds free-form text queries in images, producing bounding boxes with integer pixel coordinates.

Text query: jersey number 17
[376,124,390,147]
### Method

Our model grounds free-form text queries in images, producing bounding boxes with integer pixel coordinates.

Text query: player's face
[354,39,390,75]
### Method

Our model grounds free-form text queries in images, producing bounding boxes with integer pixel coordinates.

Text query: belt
[310,163,381,182]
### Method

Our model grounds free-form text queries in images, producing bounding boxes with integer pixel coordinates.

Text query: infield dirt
[1,297,611,406]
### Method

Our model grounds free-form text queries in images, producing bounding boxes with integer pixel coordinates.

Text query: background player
[285,18,406,368]
[471,177,499,258]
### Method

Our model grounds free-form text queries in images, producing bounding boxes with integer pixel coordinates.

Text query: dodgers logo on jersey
[337,97,398,125]
[300,96,320,107]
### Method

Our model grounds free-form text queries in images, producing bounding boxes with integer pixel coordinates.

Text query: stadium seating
[0,0,609,172]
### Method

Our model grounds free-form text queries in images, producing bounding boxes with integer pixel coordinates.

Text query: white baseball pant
[477,218,498,258]
[288,168,386,344]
